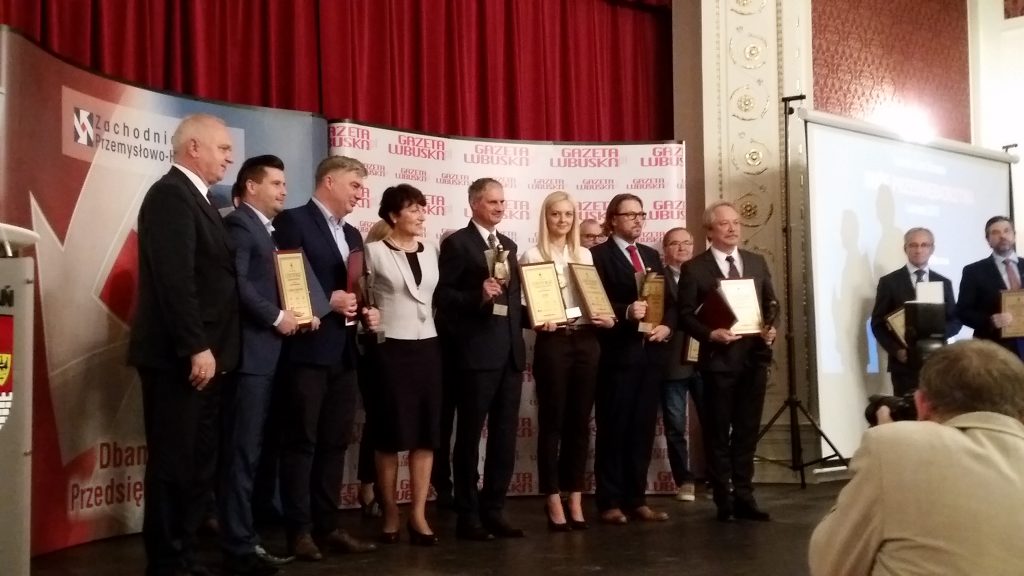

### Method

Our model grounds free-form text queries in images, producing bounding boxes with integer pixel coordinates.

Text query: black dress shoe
[734,501,771,521]
[716,507,734,522]
[483,518,526,538]
[222,553,279,576]
[455,523,495,541]
[253,545,293,566]
[408,522,440,546]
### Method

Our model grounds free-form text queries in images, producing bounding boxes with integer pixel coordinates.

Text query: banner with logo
[328,121,687,501]
[0,28,326,554]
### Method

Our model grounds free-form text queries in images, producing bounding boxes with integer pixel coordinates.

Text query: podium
[0,223,39,576]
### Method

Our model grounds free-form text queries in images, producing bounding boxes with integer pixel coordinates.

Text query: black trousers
[594,358,662,512]
[431,334,461,498]
[452,363,523,524]
[532,329,600,494]
[280,363,358,536]
[139,366,221,576]
[701,366,768,506]
[890,369,919,397]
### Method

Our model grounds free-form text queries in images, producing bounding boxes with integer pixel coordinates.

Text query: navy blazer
[870,266,960,373]
[273,200,362,367]
[958,256,1024,352]
[590,239,674,368]
[677,248,775,372]
[435,222,525,372]
[225,204,286,375]
[128,166,240,371]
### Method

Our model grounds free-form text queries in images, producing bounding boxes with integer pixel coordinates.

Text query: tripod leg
[797,402,848,467]
[757,401,789,442]
[787,398,806,488]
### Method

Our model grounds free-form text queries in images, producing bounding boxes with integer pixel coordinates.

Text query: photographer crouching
[808,340,1024,576]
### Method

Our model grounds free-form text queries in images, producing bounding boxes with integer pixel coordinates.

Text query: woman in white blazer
[520,190,615,531]
[364,184,441,546]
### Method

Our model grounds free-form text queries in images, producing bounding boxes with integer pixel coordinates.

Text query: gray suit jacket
[809,412,1024,576]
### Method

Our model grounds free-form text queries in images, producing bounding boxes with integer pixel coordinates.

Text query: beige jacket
[809,412,1024,576]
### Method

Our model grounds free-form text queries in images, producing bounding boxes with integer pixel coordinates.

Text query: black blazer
[225,204,285,376]
[590,239,674,368]
[435,222,525,372]
[870,266,959,373]
[958,256,1024,351]
[273,200,362,367]
[128,166,240,371]
[677,248,775,372]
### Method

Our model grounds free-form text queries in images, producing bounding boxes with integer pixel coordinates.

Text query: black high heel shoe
[379,530,400,544]
[359,497,383,519]
[568,518,588,531]
[407,522,439,546]
[545,505,572,532]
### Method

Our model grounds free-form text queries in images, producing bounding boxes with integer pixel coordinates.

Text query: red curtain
[0,0,671,141]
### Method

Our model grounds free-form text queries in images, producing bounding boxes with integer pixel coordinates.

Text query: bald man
[129,114,240,576]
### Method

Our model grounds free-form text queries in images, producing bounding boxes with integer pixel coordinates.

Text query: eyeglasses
[582,234,605,241]
[666,240,693,248]
[906,243,933,249]
[615,212,647,221]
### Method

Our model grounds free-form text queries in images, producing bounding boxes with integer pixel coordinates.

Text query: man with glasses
[958,216,1024,359]
[660,227,704,502]
[590,193,674,525]
[870,227,959,395]
[580,218,607,249]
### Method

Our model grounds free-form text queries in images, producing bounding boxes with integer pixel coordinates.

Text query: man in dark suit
[128,114,240,576]
[870,227,960,395]
[678,200,777,522]
[436,177,526,541]
[590,193,674,525]
[273,156,378,560]
[958,216,1024,359]
[219,155,322,575]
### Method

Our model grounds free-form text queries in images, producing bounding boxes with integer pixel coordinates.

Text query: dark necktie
[1005,258,1021,290]
[487,233,498,251]
[626,244,644,273]
[725,255,741,279]
[914,269,925,284]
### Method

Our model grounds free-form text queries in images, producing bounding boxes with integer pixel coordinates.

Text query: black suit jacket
[435,222,525,372]
[273,200,362,367]
[225,204,286,376]
[590,239,674,368]
[958,256,1024,351]
[870,266,960,373]
[677,248,775,372]
[128,166,240,371]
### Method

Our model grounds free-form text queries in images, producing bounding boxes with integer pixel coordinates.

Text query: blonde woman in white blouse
[520,190,615,531]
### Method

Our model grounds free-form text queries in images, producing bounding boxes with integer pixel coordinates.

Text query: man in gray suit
[220,155,321,576]
[809,340,1024,576]
[660,227,704,502]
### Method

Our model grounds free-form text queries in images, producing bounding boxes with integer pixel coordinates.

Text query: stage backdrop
[327,121,686,506]
[0,28,326,554]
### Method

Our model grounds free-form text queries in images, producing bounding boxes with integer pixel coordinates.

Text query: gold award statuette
[489,243,511,316]
[1001,289,1024,338]
[274,249,314,325]
[638,269,665,333]
[521,262,569,328]
[568,263,614,319]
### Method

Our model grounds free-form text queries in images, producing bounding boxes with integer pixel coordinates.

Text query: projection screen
[801,109,1015,461]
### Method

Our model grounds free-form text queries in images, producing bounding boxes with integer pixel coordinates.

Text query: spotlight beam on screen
[797,108,1018,459]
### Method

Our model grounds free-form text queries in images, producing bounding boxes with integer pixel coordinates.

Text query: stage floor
[32,482,843,576]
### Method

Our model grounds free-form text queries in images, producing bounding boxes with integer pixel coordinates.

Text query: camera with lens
[865,302,947,426]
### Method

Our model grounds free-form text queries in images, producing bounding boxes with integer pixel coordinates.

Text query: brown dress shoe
[599,508,629,525]
[629,506,669,522]
[317,529,378,554]
[288,533,323,562]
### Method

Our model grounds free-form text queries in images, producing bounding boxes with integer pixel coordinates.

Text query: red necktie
[626,244,644,273]
[1005,258,1021,290]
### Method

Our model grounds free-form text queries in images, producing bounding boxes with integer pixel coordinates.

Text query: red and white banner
[328,121,687,500]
